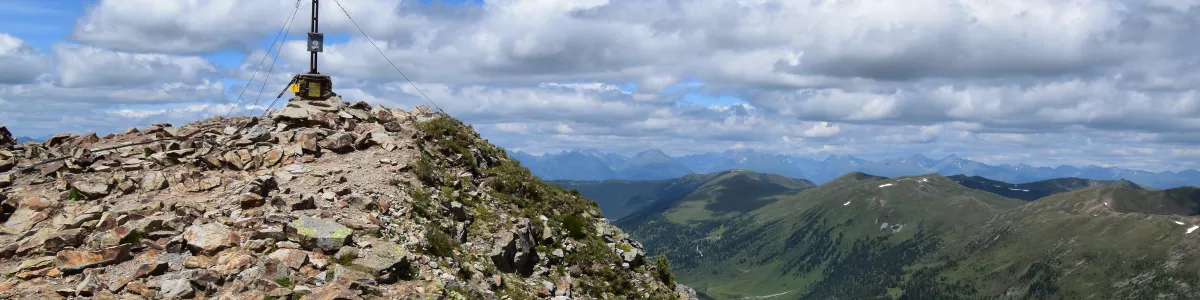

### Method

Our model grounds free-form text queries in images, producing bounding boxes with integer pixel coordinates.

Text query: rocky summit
[0,96,696,299]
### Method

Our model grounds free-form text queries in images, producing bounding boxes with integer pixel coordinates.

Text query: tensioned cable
[223,0,303,118]
[331,0,448,114]
[250,2,302,113]
[256,78,294,117]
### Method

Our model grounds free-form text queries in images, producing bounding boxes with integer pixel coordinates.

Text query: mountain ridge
[0,99,694,299]
[551,170,815,221]
[562,170,1200,299]
[948,175,1149,201]
[510,149,1199,189]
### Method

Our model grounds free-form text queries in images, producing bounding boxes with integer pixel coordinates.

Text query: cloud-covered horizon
[1,0,1199,172]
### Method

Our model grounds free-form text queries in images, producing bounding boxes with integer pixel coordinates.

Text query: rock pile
[0,96,694,299]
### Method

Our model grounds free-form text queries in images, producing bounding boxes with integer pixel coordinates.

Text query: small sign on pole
[307,32,324,52]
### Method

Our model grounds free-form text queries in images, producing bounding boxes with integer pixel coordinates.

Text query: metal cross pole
[289,0,333,101]
[307,0,323,74]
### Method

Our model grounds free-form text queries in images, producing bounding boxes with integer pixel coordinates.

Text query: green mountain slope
[949,175,1149,201]
[933,188,1200,299]
[605,172,1200,299]
[1026,186,1200,216]
[551,170,815,221]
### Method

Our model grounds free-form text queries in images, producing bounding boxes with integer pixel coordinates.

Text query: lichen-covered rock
[289,216,353,253]
[348,238,409,283]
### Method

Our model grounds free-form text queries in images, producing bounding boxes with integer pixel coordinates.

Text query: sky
[1,0,1200,172]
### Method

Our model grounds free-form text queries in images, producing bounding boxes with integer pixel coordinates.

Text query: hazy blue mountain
[810,154,870,183]
[569,148,629,167]
[677,149,809,179]
[506,149,619,181]
[1180,170,1200,184]
[14,136,42,144]
[616,149,694,180]
[859,154,934,178]
[504,150,540,169]
[506,149,1199,189]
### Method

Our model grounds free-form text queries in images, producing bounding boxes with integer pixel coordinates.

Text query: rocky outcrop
[0,126,15,150]
[0,96,692,299]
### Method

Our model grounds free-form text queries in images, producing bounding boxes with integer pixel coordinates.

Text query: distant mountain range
[553,172,1152,221]
[552,171,816,220]
[508,149,1200,189]
[554,170,1200,299]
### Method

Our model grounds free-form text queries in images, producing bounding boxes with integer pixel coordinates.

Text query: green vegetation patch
[333,251,358,266]
[416,118,475,165]
[67,187,84,201]
[654,255,676,289]
[423,227,458,258]
[412,116,682,298]
[562,215,590,240]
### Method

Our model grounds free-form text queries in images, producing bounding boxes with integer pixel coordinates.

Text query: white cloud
[0,33,49,84]
[493,123,528,133]
[71,0,297,54]
[747,79,1200,133]
[0,0,1196,172]
[875,125,942,144]
[0,35,227,137]
[54,44,219,87]
[1173,148,1200,158]
[803,122,840,138]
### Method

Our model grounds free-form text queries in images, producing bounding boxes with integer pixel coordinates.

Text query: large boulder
[349,238,410,283]
[289,216,354,253]
[244,125,272,142]
[319,132,356,153]
[489,220,539,277]
[72,180,110,200]
[0,126,14,148]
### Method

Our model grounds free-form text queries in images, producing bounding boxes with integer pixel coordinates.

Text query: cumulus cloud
[0,33,49,84]
[71,0,298,54]
[1173,148,1200,158]
[70,0,455,54]
[803,122,841,138]
[0,0,1195,172]
[70,0,1200,83]
[54,44,219,87]
[746,80,1200,133]
[0,32,226,138]
[876,125,942,144]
